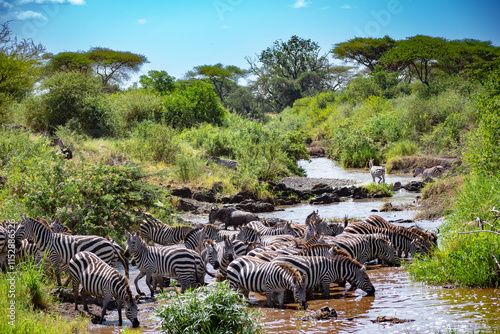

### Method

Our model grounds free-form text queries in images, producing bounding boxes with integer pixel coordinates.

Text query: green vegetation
[361,182,394,197]
[0,260,88,333]
[156,281,263,334]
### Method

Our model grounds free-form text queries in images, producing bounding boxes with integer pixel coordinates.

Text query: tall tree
[45,51,92,75]
[247,35,331,112]
[87,47,148,87]
[331,36,396,72]
[186,63,246,102]
[139,70,176,95]
[380,35,448,87]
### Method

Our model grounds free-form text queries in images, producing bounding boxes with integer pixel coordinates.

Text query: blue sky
[2,0,500,85]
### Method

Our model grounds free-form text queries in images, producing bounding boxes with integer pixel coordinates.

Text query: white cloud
[340,4,353,9]
[0,0,14,9]
[16,0,85,5]
[221,25,228,29]
[292,0,309,8]
[14,10,47,20]
[137,18,147,24]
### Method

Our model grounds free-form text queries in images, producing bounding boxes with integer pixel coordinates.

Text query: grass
[361,182,394,197]
[156,281,263,334]
[0,259,88,334]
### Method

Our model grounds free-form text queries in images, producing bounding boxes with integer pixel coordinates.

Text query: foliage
[105,88,164,133]
[247,35,341,112]
[361,182,393,197]
[328,127,381,168]
[464,72,500,175]
[139,70,176,95]
[156,281,263,334]
[118,121,180,164]
[331,35,396,72]
[22,72,109,137]
[186,63,246,102]
[384,140,419,160]
[0,129,166,242]
[0,261,88,333]
[408,173,500,286]
[163,81,228,129]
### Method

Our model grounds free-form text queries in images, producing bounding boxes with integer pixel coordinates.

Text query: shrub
[163,81,228,129]
[328,128,381,168]
[118,121,180,164]
[384,140,419,160]
[156,281,263,334]
[361,182,393,197]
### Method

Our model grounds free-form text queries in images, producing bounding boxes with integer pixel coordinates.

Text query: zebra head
[123,293,140,327]
[198,239,220,270]
[413,167,425,177]
[377,238,400,267]
[288,266,308,310]
[124,232,143,258]
[14,215,32,247]
[223,235,235,263]
[356,265,375,296]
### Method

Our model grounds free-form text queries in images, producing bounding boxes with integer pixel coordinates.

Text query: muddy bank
[386,155,462,173]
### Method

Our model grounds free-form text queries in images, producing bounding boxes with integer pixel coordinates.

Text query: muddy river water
[89,158,500,333]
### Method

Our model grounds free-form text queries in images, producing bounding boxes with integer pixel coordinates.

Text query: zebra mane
[274,262,303,282]
[196,238,215,252]
[183,227,204,242]
[203,223,221,231]
[26,216,54,232]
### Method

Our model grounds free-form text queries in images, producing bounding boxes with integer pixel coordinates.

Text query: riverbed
[88,158,500,333]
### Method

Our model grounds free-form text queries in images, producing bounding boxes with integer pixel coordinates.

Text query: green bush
[384,140,419,160]
[156,281,263,334]
[361,182,394,197]
[328,128,381,168]
[22,72,110,137]
[118,121,180,164]
[163,81,228,129]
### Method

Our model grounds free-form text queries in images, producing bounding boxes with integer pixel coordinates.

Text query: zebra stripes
[69,251,139,327]
[369,159,385,184]
[326,235,399,266]
[202,224,239,243]
[14,215,129,286]
[124,232,201,297]
[139,216,193,245]
[246,220,298,237]
[227,256,307,308]
[206,156,238,170]
[413,165,445,179]
[271,255,375,297]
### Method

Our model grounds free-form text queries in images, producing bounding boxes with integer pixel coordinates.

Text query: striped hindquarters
[206,156,238,170]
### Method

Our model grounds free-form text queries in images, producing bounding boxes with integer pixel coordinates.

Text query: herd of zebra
[369,158,446,184]
[0,209,438,328]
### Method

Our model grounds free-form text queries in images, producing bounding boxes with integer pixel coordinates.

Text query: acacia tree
[331,36,396,72]
[45,51,92,75]
[186,63,246,102]
[247,35,332,112]
[380,35,448,87]
[87,47,148,87]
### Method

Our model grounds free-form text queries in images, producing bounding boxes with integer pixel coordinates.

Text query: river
[89,158,500,333]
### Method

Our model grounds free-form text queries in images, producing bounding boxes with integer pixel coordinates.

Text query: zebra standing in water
[271,254,375,297]
[139,216,193,245]
[227,256,307,308]
[413,165,445,179]
[369,159,385,184]
[124,232,201,297]
[69,251,140,327]
[14,215,129,286]
[206,156,238,170]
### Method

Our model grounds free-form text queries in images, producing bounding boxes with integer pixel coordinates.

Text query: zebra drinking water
[69,251,139,327]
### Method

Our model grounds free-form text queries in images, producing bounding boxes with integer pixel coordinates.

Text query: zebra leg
[99,293,111,324]
[321,279,331,298]
[134,271,146,296]
[72,278,80,311]
[82,290,90,312]
[145,272,155,298]
[117,300,123,327]
[265,288,275,308]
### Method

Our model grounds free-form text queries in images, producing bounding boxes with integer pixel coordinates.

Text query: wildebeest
[209,206,259,230]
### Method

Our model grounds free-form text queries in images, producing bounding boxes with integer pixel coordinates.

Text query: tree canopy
[247,35,342,112]
[139,70,176,95]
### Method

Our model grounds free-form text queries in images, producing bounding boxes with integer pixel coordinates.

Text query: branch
[458,230,500,236]
[489,253,500,272]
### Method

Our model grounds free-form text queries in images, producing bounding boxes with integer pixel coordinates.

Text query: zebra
[206,156,238,170]
[295,244,351,259]
[413,165,445,179]
[364,215,437,249]
[326,235,399,266]
[139,217,193,245]
[227,256,307,308]
[124,232,201,297]
[369,159,385,184]
[44,217,71,234]
[271,255,375,297]
[69,251,140,327]
[246,220,298,237]
[202,223,239,243]
[343,222,427,257]
[14,215,129,286]
[214,237,256,281]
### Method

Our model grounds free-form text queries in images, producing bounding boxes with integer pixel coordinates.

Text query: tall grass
[0,260,88,334]
[408,173,500,286]
[156,281,263,334]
